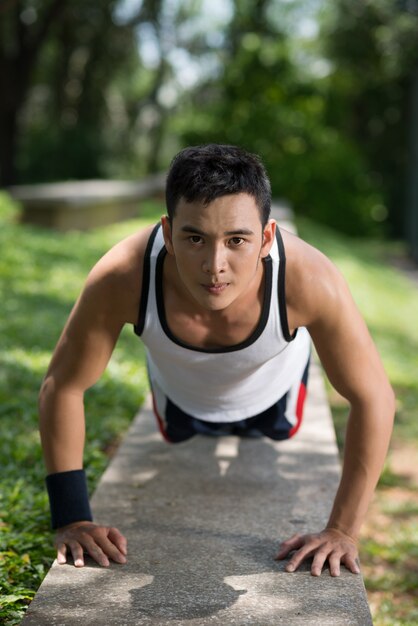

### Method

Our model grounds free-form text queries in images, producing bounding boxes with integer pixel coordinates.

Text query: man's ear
[260,218,276,258]
[161,215,175,255]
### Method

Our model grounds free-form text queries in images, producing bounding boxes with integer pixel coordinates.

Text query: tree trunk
[406,63,418,261]
[0,108,18,187]
[0,0,68,186]
[0,55,27,186]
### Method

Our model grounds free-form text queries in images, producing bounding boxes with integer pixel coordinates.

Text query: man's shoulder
[280,227,336,278]
[82,224,158,324]
[280,228,348,329]
[92,223,156,277]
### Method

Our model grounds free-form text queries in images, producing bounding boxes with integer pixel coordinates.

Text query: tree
[176,0,383,235]
[0,0,145,185]
[321,0,418,236]
[0,0,68,186]
[0,0,209,185]
[4,0,147,184]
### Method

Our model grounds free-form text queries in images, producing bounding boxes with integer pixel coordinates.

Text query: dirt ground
[361,441,418,625]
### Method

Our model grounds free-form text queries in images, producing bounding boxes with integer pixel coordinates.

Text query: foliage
[174,2,387,236]
[173,0,418,238]
[0,200,162,624]
[15,0,140,183]
[0,192,20,224]
[0,0,210,185]
[320,0,418,237]
[2,0,418,241]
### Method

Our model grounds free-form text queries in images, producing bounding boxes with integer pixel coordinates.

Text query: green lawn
[1,195,417,625]
[296,217,418,626]
[0,196,162,625]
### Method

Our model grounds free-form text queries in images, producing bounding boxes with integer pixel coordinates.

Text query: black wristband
[45,469,93,530]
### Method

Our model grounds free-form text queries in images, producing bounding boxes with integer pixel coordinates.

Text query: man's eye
[190,235,203,244]
[230,237,244,246]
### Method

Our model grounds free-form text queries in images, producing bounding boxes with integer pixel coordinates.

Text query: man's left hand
[275,528,360,577]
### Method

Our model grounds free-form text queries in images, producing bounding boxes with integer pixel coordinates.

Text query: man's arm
[276,235,395,576]
[39,227,152,567]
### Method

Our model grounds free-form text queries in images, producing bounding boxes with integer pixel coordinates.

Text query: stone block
[9,176,166,231]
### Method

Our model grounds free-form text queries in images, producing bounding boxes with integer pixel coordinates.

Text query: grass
[296,216,418,626]
[0,194,163,625]
[1,194,417,624]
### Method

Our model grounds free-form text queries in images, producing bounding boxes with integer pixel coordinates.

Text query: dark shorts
[150,358,310,444]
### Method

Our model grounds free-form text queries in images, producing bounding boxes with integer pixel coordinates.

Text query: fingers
[82,535,111,567]
[311,549,360,577]
[56,542,67,565]
[275,533,305,560]
[57,542,84,567]
[342,553,361,575]
[68,540,86,568]
[310,548,342,577]
[284,542,316,573]
[108,526,128,556]
[276,529,360,577]
[327,552,341,577]
[55,523,128,568]
[96,531,127,565]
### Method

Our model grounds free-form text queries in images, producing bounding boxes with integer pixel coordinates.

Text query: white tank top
[134,224,311,422]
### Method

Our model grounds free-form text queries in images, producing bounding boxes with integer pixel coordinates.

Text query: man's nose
[202,244,227,274]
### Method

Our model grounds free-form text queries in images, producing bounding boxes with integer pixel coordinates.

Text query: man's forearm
[39,375,86,473]
[326,398,394,539]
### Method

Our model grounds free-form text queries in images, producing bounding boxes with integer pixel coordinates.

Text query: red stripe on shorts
[151,392,172,443]
[288,382,307,438]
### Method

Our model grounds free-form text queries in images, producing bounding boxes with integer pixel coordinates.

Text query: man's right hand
[55,521,128,567]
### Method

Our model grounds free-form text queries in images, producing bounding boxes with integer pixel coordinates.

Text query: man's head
[165,144,271,228]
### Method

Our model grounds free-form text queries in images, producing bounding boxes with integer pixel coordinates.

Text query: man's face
[161,193,275,312]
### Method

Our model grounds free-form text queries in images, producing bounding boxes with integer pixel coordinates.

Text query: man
[39,144,395,577]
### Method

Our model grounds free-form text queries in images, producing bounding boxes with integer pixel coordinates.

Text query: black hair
[165,144,271,227]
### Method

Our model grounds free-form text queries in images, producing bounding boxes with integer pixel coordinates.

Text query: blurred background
[1,2,418,625]
[1,0,418,242]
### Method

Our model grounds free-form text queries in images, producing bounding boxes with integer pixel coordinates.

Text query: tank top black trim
[134,223,160,336]
[154,247,273,354]
[276,228,297,342]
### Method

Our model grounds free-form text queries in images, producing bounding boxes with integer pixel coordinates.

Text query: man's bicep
[45,286,125,394]
[307,274,387,405]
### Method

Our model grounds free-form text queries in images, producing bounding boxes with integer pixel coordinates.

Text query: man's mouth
[203,282,229,294]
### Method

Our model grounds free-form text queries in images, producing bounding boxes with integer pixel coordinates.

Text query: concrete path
[22,361,372,625]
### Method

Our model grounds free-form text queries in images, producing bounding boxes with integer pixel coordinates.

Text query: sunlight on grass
[0,199,163,625]
[297,216,418,626]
